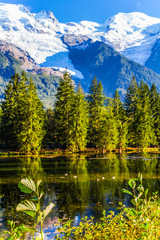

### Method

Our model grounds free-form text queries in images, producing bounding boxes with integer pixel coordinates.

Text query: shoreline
[0,147,160,157]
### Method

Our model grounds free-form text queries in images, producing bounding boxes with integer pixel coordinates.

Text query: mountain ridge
[1,3,160,72]
[1,3,160,107]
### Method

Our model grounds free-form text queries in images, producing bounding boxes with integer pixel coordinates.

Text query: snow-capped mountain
[1,2,160,77]
[2,2,160,108]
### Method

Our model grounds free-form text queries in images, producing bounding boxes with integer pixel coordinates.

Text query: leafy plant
[16,178,54,240]
[122,173,148,212]
[3,220,30,240]
[55,174,160,239]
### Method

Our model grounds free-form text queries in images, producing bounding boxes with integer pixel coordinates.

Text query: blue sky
[1,0,160,23]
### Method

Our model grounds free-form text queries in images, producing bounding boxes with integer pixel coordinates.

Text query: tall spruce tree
[0,107,2,147]
[113,90,128,152]
[44,108,55,149]
[135,81,156,148]
[125,77,156,148]
[18,78,46,153]
[71,84,89,151]
[150,83,160,146]
[1,72,27,149]
[98,101,119,151]
[125,76,140,146]
[54,71,75,149]
[1,72,45,153]
[87,77,105,148]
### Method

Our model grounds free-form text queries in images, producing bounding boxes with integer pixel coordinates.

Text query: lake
[0,152,160,239]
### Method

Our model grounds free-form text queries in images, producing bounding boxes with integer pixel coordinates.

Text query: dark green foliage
[1,72,26,149]
[54,71,76,149]
[125,76,140,146]
[1,70,160,151]
[1,72,46,153]
[0,106,2,147]
[135,81,156,148]
[54,73,89,151]
[43,109,56,149]
[18,78,46,154]
[98,101,119,151]
[87,77,105,148]
[72,84,89,151]
[125,77,156,148]
[150,83,160,145]
[113,90,128,150]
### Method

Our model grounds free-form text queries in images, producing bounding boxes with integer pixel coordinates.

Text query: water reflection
[1,153,160,238]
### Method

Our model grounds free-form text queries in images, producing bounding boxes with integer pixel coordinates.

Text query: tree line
[0,71,160,154]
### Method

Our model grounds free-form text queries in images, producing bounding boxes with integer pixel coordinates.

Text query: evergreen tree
[0,107,2,147]
[1,72,27,149]
[125,78,156,148]
[44,109,55,149]
[87,77,105,148]
[135,81,156,148]
[113,90,128,152]
[1,72,45,153]
[18,78,46,154]
[125,76,140,146]
[54,71,75,149]
[150,83,160,146]
[71,84,89,151]
[98,101,119,151]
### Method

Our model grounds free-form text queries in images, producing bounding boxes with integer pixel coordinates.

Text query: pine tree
[125,78,156,148]
[112,90,128,152]
[0,106,2,147]
[44,108,55,149]
[1,72,27,149]
[98,101,119,151]
[135,81,156,148]
[125,76,140,146]
[18,78,46,154]
[150,83,160,146]
[1,72,45,153]
[71,84,89,151]
[87,77,105,148]
[54,71,75,149]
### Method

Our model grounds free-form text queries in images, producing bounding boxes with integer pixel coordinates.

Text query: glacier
[1,3,160,77]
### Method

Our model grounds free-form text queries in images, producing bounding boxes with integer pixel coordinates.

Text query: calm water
[0,153,160,239]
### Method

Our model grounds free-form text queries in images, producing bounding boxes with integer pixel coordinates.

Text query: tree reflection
[0,157,45,236]
[20,156,45,181]
[1,152,160,233]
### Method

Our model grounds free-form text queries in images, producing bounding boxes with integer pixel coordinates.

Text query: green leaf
[16,200,37,212]
[18,178,36,193]
[24,210,36,218]
[43,202,54,219]
[122,189,133,196]
[131,199,136,206]
[128,179,136,189]
[138,173,142,183]
[137,184,144,193]
[145,188,148,197]
[37,180,42,188]
[19,224,35,233]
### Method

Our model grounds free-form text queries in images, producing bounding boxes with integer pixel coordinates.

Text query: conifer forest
[0,71,160,154]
